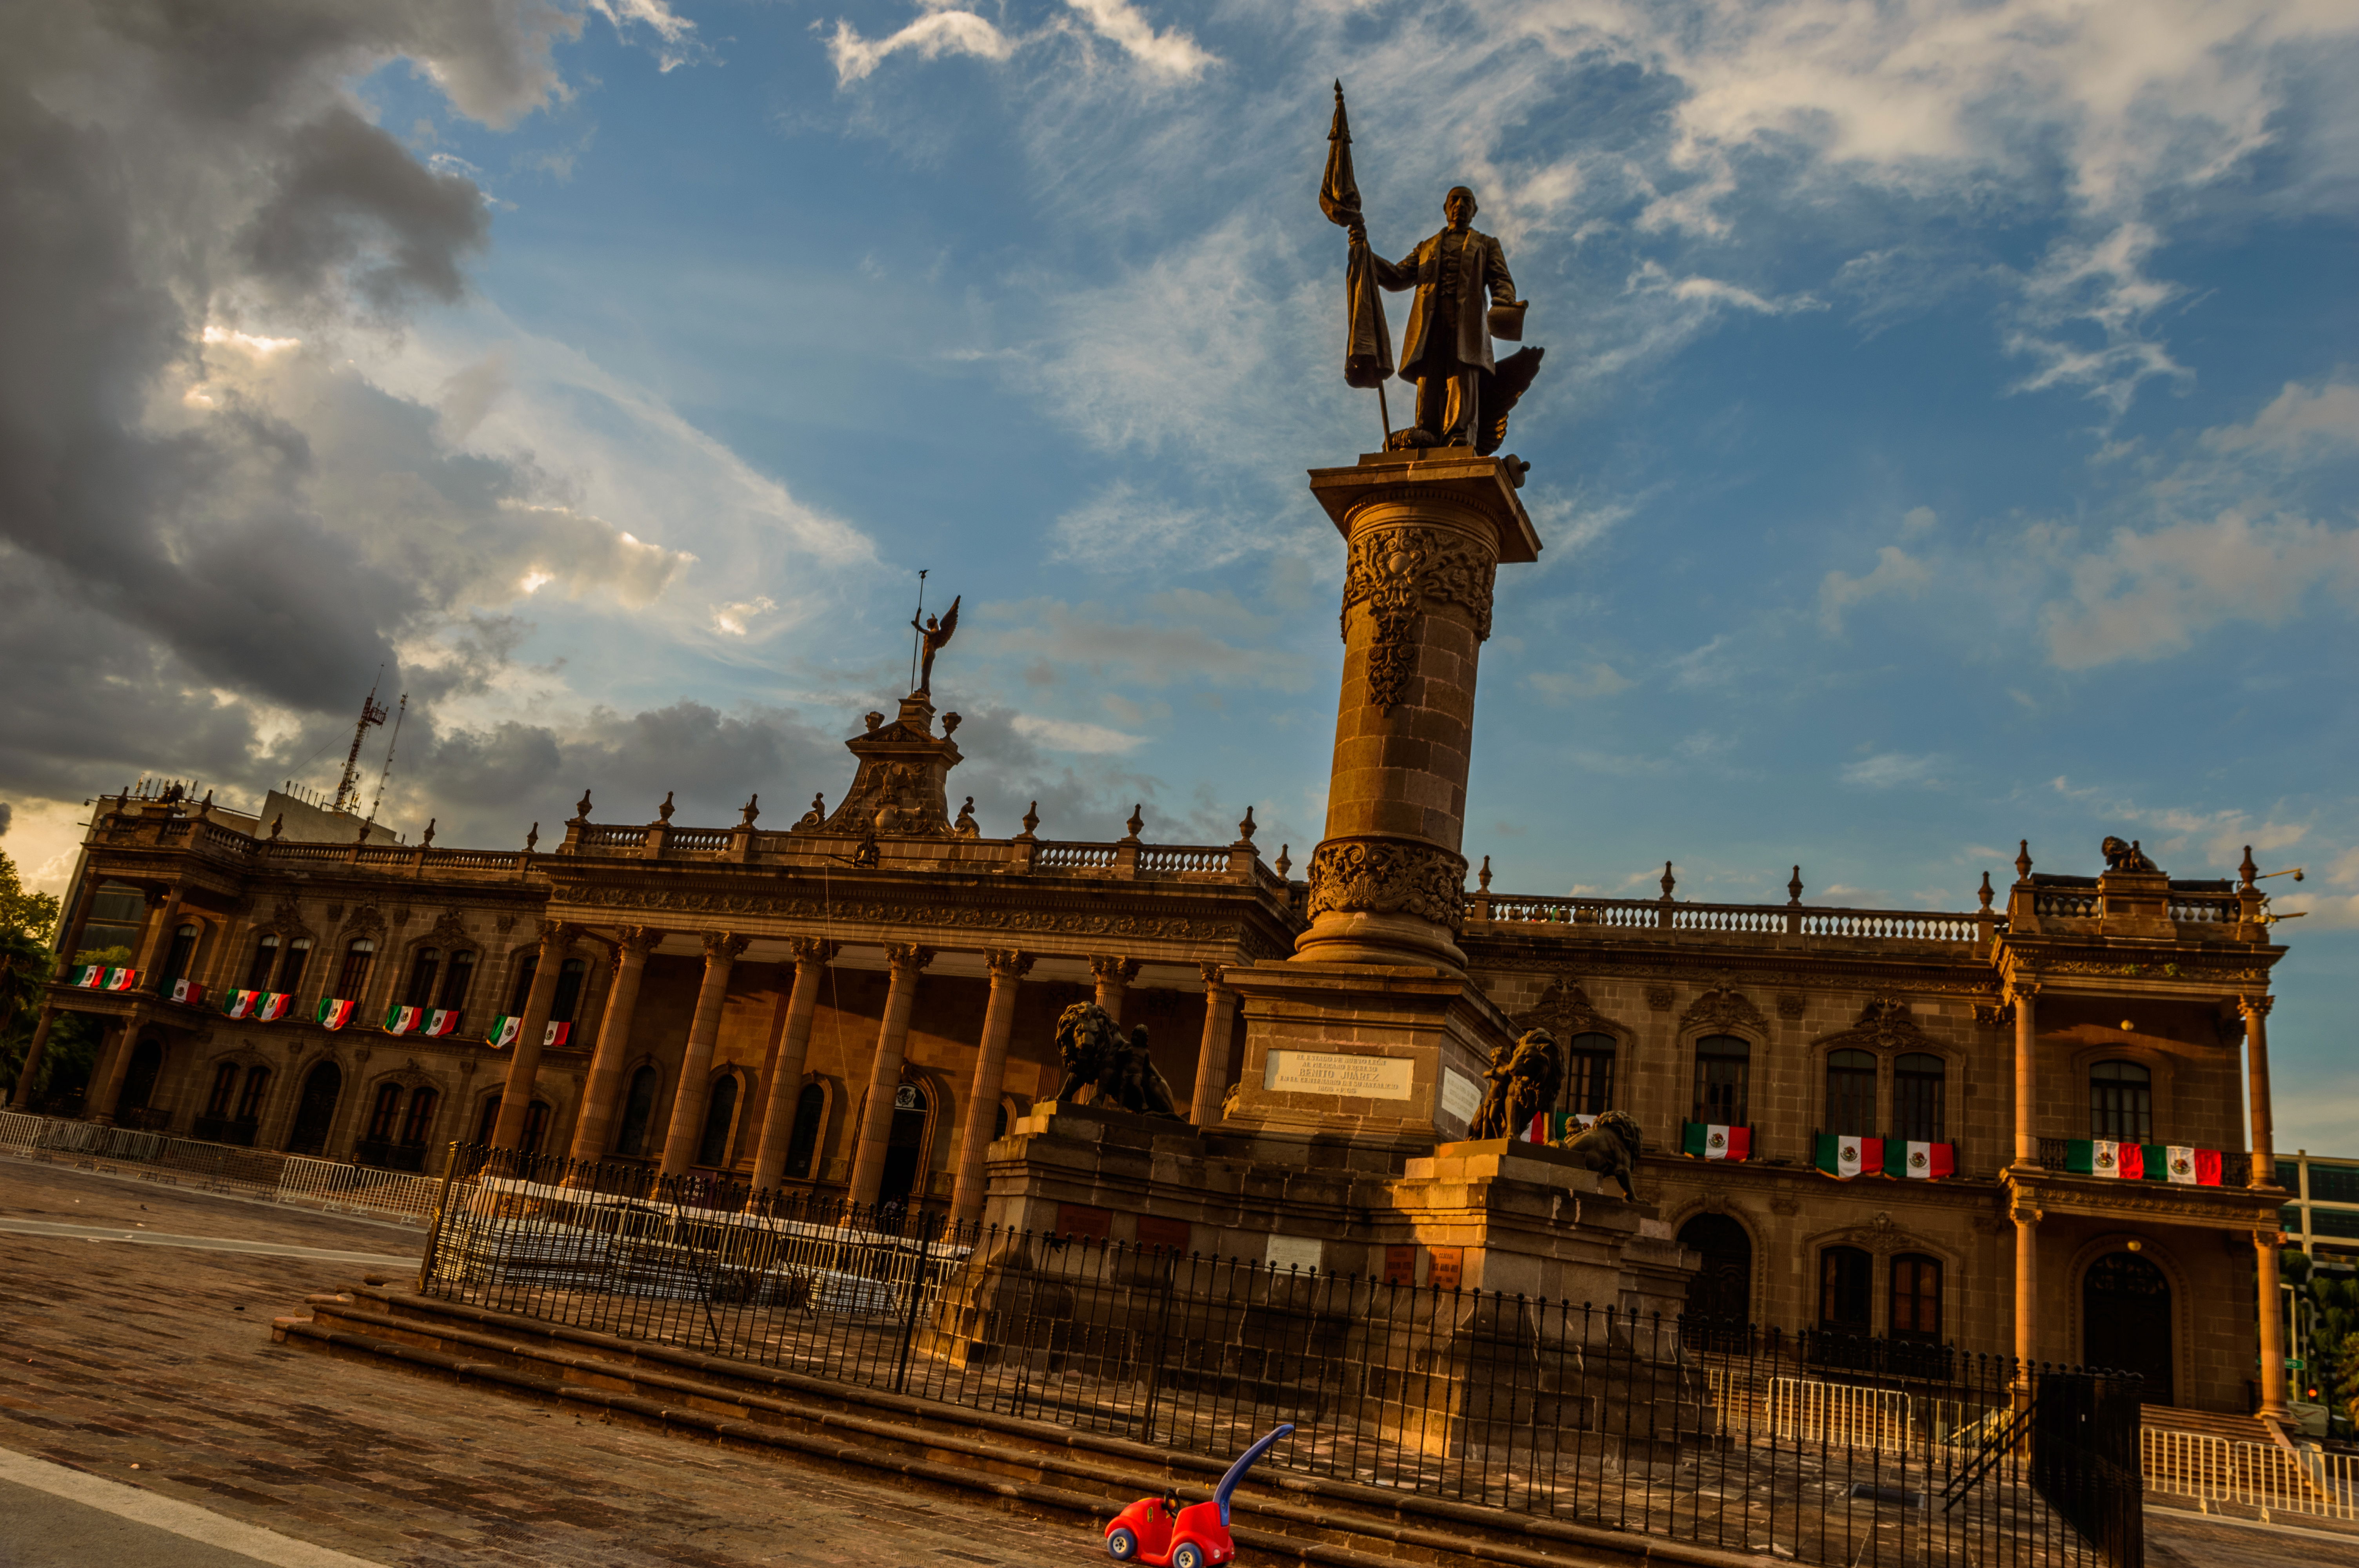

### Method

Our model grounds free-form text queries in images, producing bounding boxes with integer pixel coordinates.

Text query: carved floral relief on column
[1306,840,1469,933]
[1338,524,1499,713]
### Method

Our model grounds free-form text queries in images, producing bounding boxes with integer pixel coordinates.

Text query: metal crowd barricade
[0,1109,438,1224]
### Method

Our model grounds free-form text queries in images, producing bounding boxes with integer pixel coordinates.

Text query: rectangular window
[2311,1210,2359,1240]
[1890,1255,1942,1341]
[403,949,441,1009]
[2310,1166,2359,1204]
[438,950,475,1012]
[1819,1247,1872,1333]
[1693,1036,1750,1127]
[1894,1054,1945,1144]
[1825,1050,1877,1134]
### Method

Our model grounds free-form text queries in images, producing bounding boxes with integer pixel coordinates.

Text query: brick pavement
[0,1158,1098,1567]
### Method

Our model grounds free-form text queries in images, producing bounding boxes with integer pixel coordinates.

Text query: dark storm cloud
[242,106,489,311]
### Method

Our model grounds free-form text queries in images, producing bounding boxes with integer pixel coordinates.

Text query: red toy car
[1103,1424,1292,1568]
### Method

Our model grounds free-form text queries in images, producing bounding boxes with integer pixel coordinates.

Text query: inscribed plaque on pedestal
[1262,1049,1416,1100]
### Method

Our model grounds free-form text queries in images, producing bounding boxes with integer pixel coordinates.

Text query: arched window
[520,1100,552,1156]
[1819,1245,1872,1334]
[120,1038,164,1111]
[205,1062,240,1118]
[400,1087,440,1146]
[335,938,375,999]
[404,949,442,1009]
[552,957,588,1024]
[1825,1048,1877,1134]
[509,952,538,1015]
[1692,1034,1750,1127]
[277,938,312,994]
[1895,1054,1946,1143]
[616,1066,661,1157]
[159,924,199,989]
[1891,1253,1942,1341]
[785,1082,825,1178]
[245,933,281,990]
[1565,1031,1616,1116]
[438,950,475,1012]
[697,1075,740,1168]
[234,1064,272,1122]
[366,1084,403,1142]
[2091,1060,2152,1141]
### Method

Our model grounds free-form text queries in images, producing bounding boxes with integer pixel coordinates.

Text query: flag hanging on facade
[255,992,293,1022]
[1898,1141,1956,1180]
[1681,1122,1751,1161]
[72,965,137,990]
[2065,1140,2145,1178]
[423,1010,461,1038]
[1319,82,1394,389]
[170,978,206,1006]
[1813,1134,1883,1178]
[315,997,356,1031]
[2158,1145,2222,1185]
[383,1005,420,1036]
[544,1021,571,1048]
[222,989,258,1019]
[488,1014,521,1049]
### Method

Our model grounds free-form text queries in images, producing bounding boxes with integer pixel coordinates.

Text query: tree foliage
[0,844,62,941]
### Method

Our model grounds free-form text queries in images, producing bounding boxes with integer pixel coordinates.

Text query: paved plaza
[0,1155,2333,1568]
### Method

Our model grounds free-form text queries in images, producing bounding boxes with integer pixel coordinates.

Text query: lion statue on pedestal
[1052,1002,1180,1117]
[1552,1109,1646,1200]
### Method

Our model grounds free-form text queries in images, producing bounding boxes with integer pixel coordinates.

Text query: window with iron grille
[403,948,441,1008]
[1894,1053,1945,1143]
[1825,1048,1876,1134]
[1692,1034,1750,1127]
[2090,1060,2152,1141]
[1565,1031,1616,1115]
[1890,1253,1942,1341]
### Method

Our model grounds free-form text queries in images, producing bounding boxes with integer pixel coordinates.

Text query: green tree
[0,843,62,941]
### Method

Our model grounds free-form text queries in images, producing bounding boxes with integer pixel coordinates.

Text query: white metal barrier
[276,1154,442,1222]
[1766,1376,1913,1453]
[2141,1426,2359,1521]
[0,1109,438,1225]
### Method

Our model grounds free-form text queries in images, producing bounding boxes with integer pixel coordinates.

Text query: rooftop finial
[741,794,760,827]
[1787,865,1804,906]
[1123,803,1145,842]
[573,788,593,821]
[1977,869,1993,911]
[1659,860,1677,900]
[1276,844,1292,879]
[422,817,437,849]
[2239,844,2258,892]
[1237,804,1257,844]
[656,790,675,824]
[1477,854,1492,893]
[2015,839,2033,882]
[1018,800,1040,841]
[525,822,540,853]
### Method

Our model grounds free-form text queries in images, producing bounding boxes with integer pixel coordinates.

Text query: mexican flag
[2157,1145,2223,1186]
[1897,1142,1956,1180]
[315,997,356,1031]
[170,978,206,1006]
[1519,1110,1587,1143]
[488,1016,569,1049]
[1814,1133,1883,1178]
[72,965,137,991]
[254,992,293,1022]
[545,1021,571,1048]
[383,1005,420,1036]
[422,1010,461,1038]
[1682,1122,1751,1161]
[2065,1140,2145,1179]
[222,989,258,1019]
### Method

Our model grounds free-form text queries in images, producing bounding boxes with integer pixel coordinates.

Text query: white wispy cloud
[1063,0,1216,79]
[1842,752,1943,788]
[1819,545,1932,633]
[826,8,1015,85]
[1012,713,1148,752]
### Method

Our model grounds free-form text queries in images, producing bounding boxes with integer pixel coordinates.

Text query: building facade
[13,686,2290,1416]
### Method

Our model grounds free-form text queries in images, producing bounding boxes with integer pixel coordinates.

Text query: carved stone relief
[1681,986,1767,1035]
[1305,840,1468,932]
[1339,526,1498,711]
[1510,976,1626,1042]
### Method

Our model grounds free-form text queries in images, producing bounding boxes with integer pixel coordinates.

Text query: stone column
[1089,955,1138,1024]
[1189,963,1239,1127]
[567,926,661,1161]
[131,884,182,993]
[951,950,1032,1226]
[846,944,930,1209]
[1292,455,1539,972]
[2011,978,2040,1167]
[2243,994,2291,1426]
[87,1016,137,1125]
[2257,1227,2291,1425]
[2012,1198,2040,1395]
[9,1005,60,1109]
[657,931,750,1178]
[2241,996,2278,1188]
[491,923,577,1150]
[750,937,838,1191]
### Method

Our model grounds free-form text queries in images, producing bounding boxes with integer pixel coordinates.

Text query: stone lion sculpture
[2101,836,2157,873]
[1471,1027,1563,1140]
[1052,1004,1180,1116]
[1552,1109,1645,1200]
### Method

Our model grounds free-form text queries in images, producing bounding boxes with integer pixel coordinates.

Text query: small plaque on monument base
[1262,1049,1415,1100]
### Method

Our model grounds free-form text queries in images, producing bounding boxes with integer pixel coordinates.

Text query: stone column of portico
[2244,994,2292,1425]
[2011,978,2040,1167]
[1089,955,1138,1024]
[1189,963,1239,1127]
[950,950,1032,1226]
[567,926,661,1162]
[131,884,182,994]
[749,937,838,1192]
[491,923,577,1150]
[2006,977,2041,1394]
[14,881,102,1110]
[846,944,930,1209]
[87,892,173,1123]
[1294,453,1541,971]
[2012,1198,2040,1398]
[658,931,750,1178]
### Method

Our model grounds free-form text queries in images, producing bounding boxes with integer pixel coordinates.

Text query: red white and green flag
[315,997,357,1031]
[1897,1142,1956,1180]
[1518,1110,1592,1143]
[422,1010,461,1038]
[488,1014,522,1049]
[2157,1145,2223,1185]
[1814,1133,1883,1178]
[170,979,206,1006]
[545,1021,570,1048]
[2065,1140,2145,1178]
[1682,1122,1751,1161]
[72,965,138,990]
[254,992,293,1022]
[222,989,259,1019]
[383,1005,420,1036]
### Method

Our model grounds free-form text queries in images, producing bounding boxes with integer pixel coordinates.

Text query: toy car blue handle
[1214,1424,1294,1525]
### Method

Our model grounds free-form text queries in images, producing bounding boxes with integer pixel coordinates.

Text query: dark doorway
[2084,1250,2172,1404]
[1677,1214,1753,1327]
[1819,1245,1873,1334]
[287,1062,342,1155]
[118,1038,165,1113]
[877,1081,930,1209]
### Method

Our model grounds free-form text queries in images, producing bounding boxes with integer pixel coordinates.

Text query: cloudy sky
[3,0,2354,1145]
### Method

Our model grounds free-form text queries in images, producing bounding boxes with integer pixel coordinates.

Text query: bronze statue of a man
[1350,187,1524,449]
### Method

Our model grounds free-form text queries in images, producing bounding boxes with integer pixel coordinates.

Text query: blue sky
[3,0,2354,1147]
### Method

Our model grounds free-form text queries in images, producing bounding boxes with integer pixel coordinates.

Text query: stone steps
[274,1282,1761,1568]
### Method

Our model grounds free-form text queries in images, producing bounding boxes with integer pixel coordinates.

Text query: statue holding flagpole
[1320,82,1545,456]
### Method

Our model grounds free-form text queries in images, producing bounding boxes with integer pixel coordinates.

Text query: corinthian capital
[2238,993,2274,1021]
[789,936,840,967]
[703,931,751,962]
[987,949,1034,981]
[885,942,932,975]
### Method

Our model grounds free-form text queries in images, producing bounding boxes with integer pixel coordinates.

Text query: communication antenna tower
[366,694,408,827]
[331,675,390,816]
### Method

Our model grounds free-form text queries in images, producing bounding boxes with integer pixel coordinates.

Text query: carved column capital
[885,942,932,976]
[536,920,581,955]
[1198,960,1230,993]
[2009,1203,2043,1228]
[1089,955,1141,986]
[789,935,840,967]
[2238,993,2274,1021]
[616,924,663,955]
[703,931,751,962]
[1307,839,1468,933]
[986,949,1035,982]
[2007,975,2041,1001]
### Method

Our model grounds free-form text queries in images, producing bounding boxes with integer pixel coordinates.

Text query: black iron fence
[419,1145,2142,1568]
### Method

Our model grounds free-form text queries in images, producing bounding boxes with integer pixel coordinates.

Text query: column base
[1290,908,1468,972]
